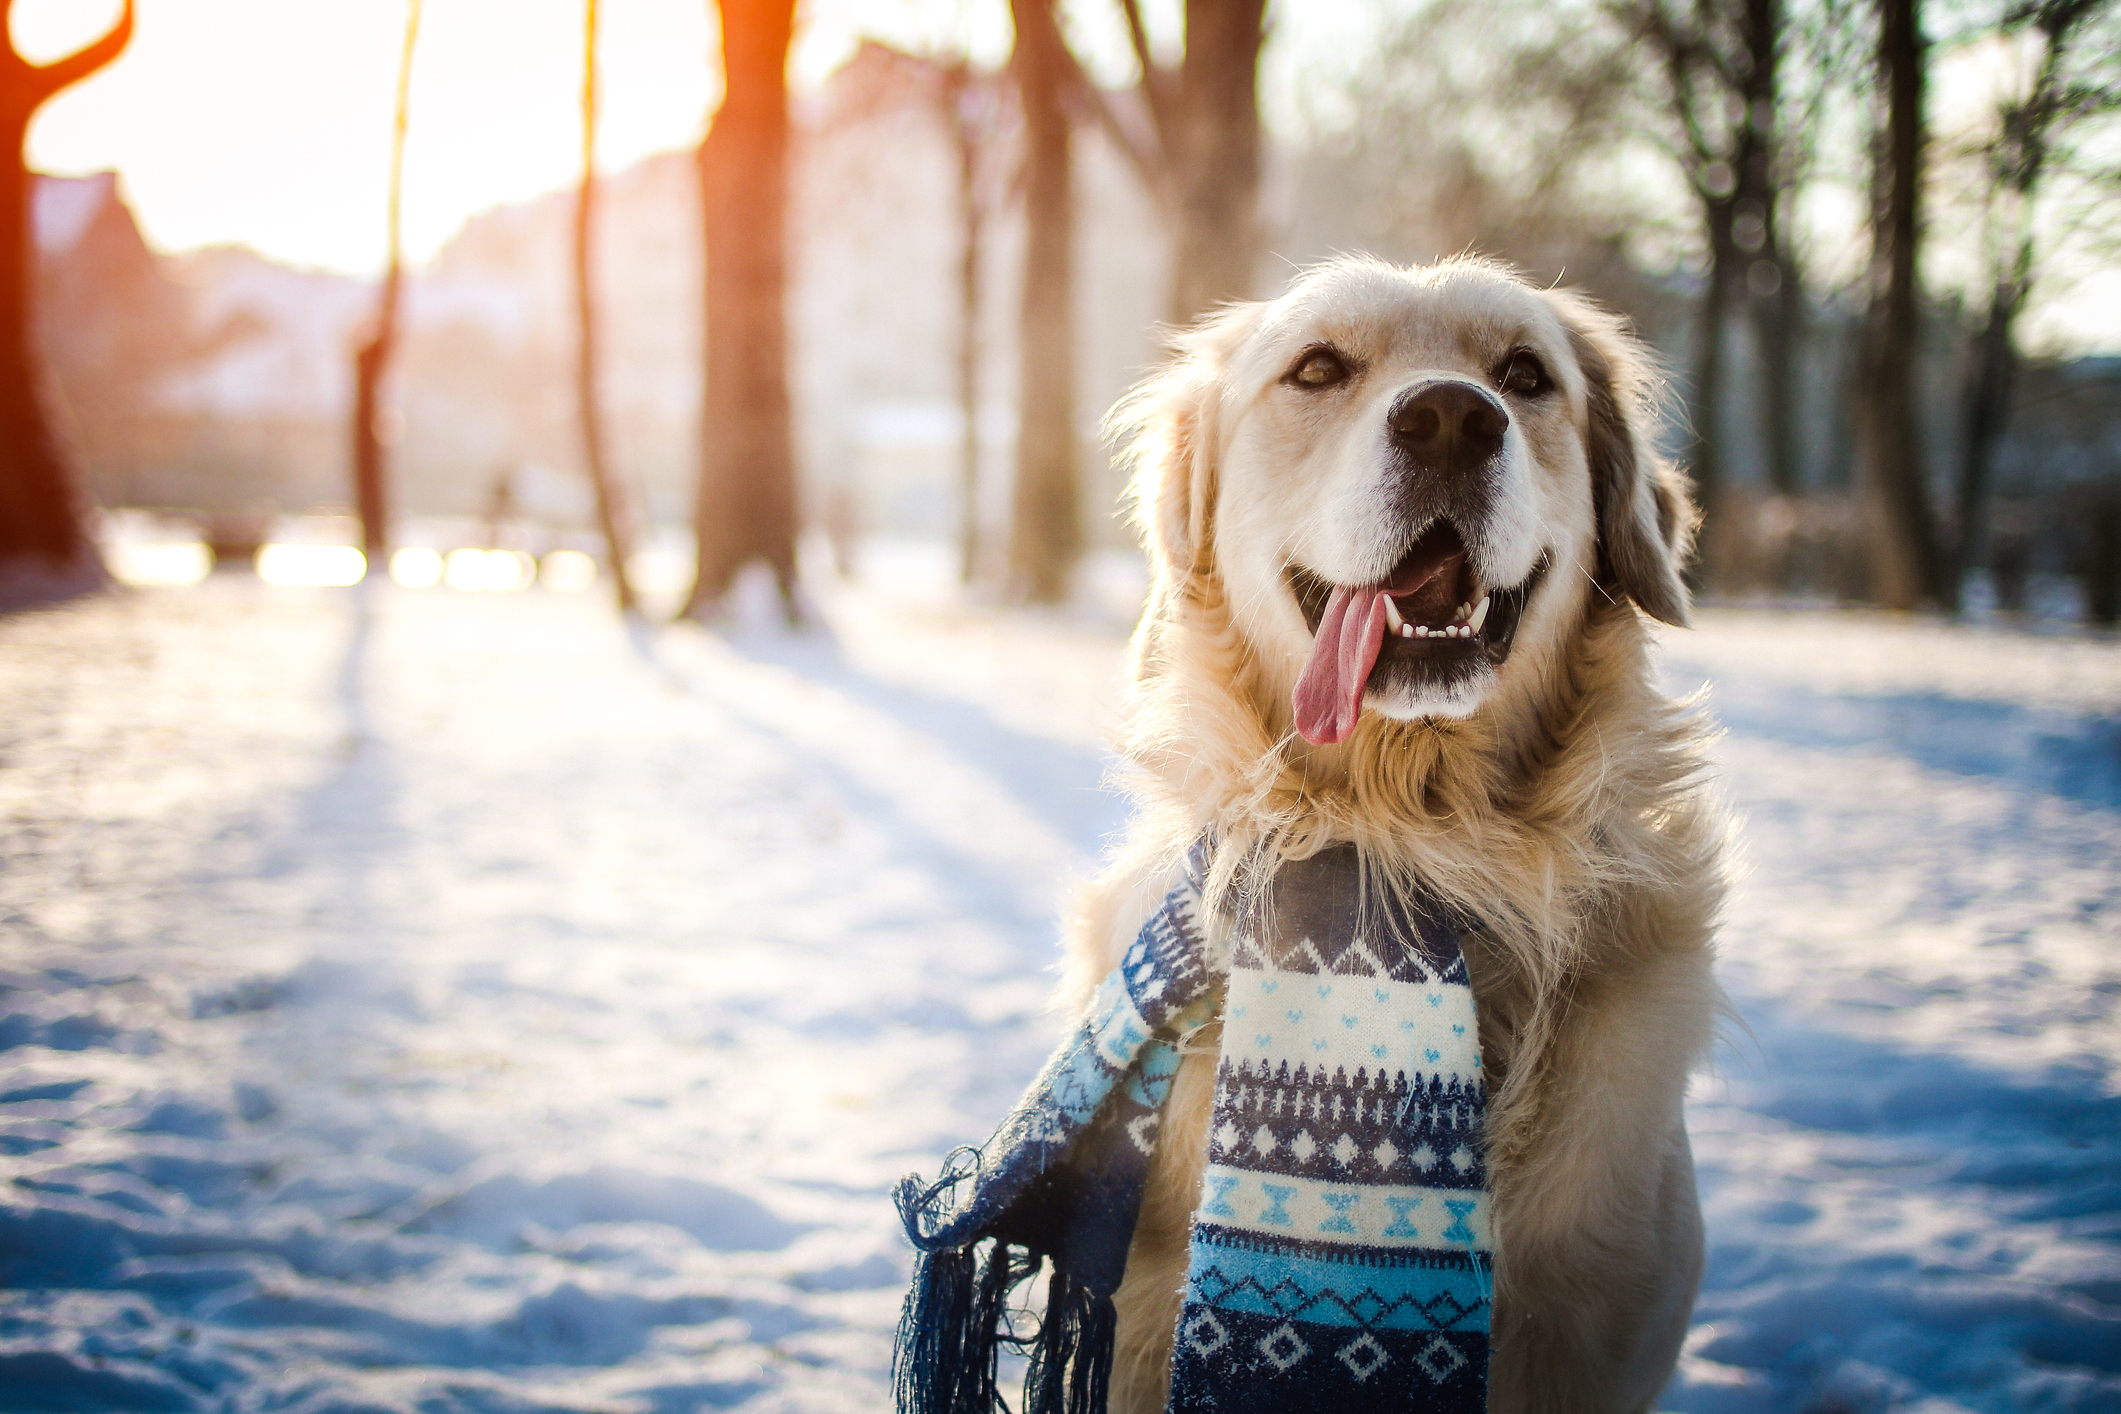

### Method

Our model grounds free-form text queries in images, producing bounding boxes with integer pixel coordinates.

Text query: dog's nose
[1389,381,1509,475]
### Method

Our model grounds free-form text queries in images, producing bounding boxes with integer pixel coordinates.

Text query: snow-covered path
[0,577,2115,1413]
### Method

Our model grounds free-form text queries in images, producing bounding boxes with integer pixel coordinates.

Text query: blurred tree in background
[1946,0,2119,607]
[350,0,422,572]
[685,0,800,621]
[1006,0,1272,603]
[1617,0,1809,576]
[0,0,130,600]
[576,0,641,613]
[1855,0,1947,610]
[1004,0,1080,606]
[937,59,1010,586]
[1097,0,1270,324]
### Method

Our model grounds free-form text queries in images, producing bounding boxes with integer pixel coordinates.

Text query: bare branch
[1118,0,1157,84]
[1114,0,1177,149]
[29,0,134,101]
[1053,39,1171,207]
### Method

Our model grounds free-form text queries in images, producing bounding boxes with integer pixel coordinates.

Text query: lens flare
[255,544,367,587]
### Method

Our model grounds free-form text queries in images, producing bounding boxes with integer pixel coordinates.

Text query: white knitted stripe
[1195,1167,1493,1252]
[1221,966,1480,1084]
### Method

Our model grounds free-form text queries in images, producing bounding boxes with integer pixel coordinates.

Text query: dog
[1059,256,1724,1412]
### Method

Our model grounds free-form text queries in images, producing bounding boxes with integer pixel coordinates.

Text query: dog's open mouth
[1286,521,1546,744]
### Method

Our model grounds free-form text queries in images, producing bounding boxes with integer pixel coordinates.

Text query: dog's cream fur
[1059,257,1724,1413]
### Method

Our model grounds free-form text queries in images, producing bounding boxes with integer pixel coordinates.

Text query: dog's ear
[1113,303,1259,584]
[1550,291,1697,627]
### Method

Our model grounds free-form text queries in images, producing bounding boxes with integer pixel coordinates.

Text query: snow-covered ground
[1,563,2115,1414]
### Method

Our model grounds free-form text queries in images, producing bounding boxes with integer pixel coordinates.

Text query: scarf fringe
[1024,1266,1115,1414]
[892,1235,1115,1414]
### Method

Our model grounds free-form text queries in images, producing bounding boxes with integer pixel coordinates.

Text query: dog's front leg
[1486,945,1715,1414]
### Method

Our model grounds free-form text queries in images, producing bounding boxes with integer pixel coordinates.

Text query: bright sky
[20,0,1379,278]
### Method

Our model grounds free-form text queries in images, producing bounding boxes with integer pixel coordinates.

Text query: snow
[0,568,2116,1413]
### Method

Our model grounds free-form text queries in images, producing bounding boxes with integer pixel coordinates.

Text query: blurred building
[35,172,370,522]
[33,173,191,508]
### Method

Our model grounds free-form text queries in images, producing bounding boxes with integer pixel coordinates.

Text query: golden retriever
[1061,256,1724,1412]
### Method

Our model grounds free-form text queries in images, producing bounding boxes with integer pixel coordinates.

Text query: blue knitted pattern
[892,843,1488,1414]
[1167,845,1489,1412]
[896,850,1220,1290]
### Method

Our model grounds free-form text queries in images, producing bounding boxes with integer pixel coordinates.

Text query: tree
[0,0,132,593]
[1323,1,1651,270]
[1854,0,1945,609]
[939,61,1008,586]
[1106,0,1270,324]
[683,0,800,622]
[1005,0,1081,605]
[576,0,639,612]
[999,0,1271,603]
[1948,0,2117,606]
[351,0,423,573]
[1617,0,1804,554]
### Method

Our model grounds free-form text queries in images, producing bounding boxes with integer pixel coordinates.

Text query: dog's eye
[1286,348,1350,389]
[1497,351,1553,398]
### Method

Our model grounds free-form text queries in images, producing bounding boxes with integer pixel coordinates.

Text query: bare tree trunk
[352,0,422,573]
[575,0,637,612]
[1951,0,2095,603]
[1108,0,1268,323]
[1627,0,1808,589]
[1756,249,1803,497]
[1855,0,1943,610]
[944,63,988,587]
[1007,0,1080,606]
[0,0,132,585]
[1166,0,1267,324]
[1688,193,1737,577]
[1736,0,1801,501]
[1955,268,2022,592]
[683,0,799,621]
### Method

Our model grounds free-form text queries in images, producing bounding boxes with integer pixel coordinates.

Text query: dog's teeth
[1401,623,1414,637]
[1468,595,1491,633]
[1414,625,1429,638]
[1453,602,1470,623]
[1383,596,1405,633]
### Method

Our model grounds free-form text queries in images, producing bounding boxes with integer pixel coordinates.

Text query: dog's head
[1122,255,1694,748]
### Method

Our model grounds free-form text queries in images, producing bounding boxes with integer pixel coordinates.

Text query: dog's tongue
[1292,584,1389,746]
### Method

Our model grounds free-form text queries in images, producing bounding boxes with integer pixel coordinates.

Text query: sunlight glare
[256,544,367,587]
[626,548,693,597]
[106,540,212,588]
[444,548,535,592]
[390,546,444,588]
[539,549,598,592]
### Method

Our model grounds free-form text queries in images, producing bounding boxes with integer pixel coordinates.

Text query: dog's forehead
[1250,261,1567,375]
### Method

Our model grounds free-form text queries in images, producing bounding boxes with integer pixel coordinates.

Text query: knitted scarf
[893,842,1490,1413]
